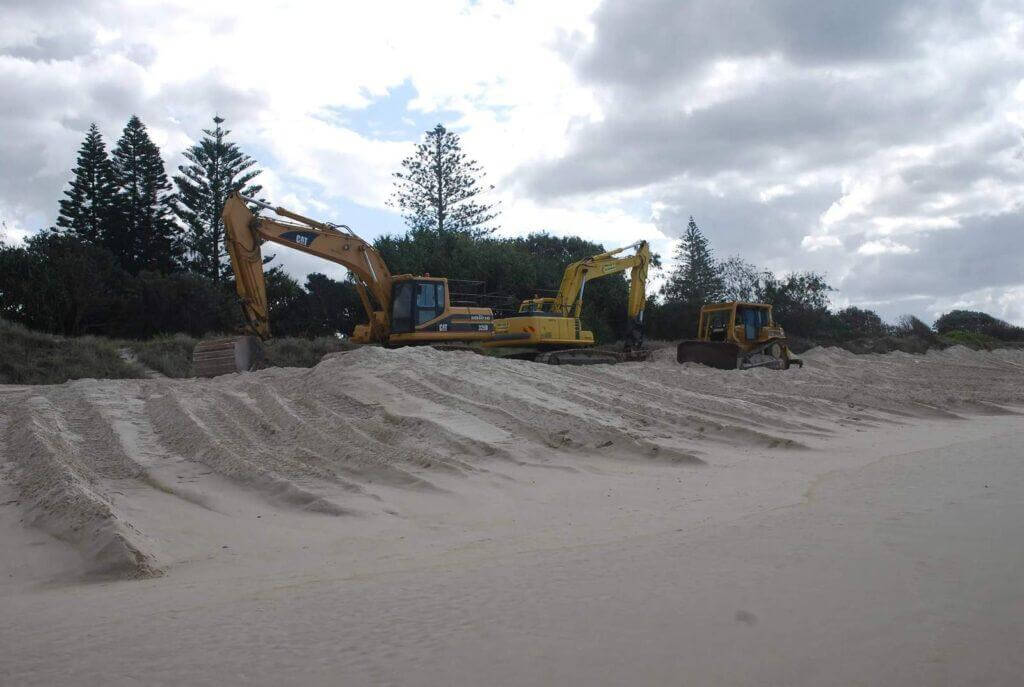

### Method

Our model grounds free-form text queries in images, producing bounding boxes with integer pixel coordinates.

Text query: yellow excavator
[192,192,494,377]
[483,241,652,364]
[676,302,802,370]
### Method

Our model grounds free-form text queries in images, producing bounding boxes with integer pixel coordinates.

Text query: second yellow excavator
[193,192,493,376]
[484,241,652,364]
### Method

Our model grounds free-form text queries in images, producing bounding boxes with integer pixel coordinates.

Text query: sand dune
[1,344,1021,578]
[2,346,1024,686]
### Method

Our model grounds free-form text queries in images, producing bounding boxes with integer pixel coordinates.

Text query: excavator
[483,241,652,364]
[192,192,494,377]
[676,301,802,370]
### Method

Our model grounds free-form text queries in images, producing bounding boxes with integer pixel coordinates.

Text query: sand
[1,345,1023,685]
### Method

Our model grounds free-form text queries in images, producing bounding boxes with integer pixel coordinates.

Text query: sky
[1,0,1022,325]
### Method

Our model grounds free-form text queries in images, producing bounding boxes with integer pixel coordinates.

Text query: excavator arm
[552,241,651,323]
[222,192,393,343]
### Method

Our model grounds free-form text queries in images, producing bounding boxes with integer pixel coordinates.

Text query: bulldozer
[483,241,652,365]
[192,192,494,377]
[676,302,802,370]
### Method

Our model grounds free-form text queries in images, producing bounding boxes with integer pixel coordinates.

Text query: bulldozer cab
[701,307,733,341]
[390,277,450,334]
[698,303,774,344]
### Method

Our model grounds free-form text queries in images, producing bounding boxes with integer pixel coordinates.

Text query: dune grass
[127,333,360,377]
[0,319,145,385]
[130,334,202,377]
[262,336,360,368]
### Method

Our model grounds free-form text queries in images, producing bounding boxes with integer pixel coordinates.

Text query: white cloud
[856,238,915,256]
[801,235,843,251]
[2,0,1024,325]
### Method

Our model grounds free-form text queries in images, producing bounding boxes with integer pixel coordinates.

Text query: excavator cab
[389,278,450,334]
[517,298,557,315]
[387,276,493,343]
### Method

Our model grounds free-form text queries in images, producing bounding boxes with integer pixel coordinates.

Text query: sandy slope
[1,346,1023,685]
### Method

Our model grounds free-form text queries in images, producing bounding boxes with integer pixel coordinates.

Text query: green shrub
[940,330,1002,350]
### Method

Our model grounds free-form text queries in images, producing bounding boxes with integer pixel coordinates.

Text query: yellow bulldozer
[676,301,802,370]
[484,241,652,364]
[193,192,494,377]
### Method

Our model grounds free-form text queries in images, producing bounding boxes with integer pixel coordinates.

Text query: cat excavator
[192,192,493,377]
[483,241,652,364]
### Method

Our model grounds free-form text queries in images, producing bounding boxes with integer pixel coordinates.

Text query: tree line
[0,115,362,339]
[2,118,1019,349]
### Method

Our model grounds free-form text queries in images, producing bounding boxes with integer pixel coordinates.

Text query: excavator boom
[221,193,393,342]
[193,192,493,377]
[486,240,652,363]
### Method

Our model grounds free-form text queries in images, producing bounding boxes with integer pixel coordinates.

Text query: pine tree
[55,123,117,245]
[110,115,182,274]
[661,216,724,306]
[173,115,263,283]
[389,124,499,238]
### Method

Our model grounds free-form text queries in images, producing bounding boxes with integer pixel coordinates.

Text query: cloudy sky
[2,0,1022,324]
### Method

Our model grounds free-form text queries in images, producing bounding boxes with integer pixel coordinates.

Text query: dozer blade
[192,336,264,378]
[676,340,741,370]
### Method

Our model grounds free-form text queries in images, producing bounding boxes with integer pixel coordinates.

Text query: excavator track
[534,347,651,366]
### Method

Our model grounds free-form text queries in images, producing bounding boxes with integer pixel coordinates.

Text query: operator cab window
[415,282,446,325]
[392,282,414,333]
[708,311,730,341]
[737,307,766,341]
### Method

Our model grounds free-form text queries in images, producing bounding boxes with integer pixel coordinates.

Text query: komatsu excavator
[483,241,652,364]
[192,192,493,377]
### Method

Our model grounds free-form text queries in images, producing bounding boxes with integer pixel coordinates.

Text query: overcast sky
[2,0,1022,324]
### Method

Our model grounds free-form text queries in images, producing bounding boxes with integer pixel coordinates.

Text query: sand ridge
[1,344,1022,577]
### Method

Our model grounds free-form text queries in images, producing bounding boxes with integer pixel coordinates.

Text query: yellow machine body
[485,241,650,353]
[194,193,493,376]
[677,302,801,370]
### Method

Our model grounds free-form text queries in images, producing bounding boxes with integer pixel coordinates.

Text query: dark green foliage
[54,123,117,246]
[264,267,317,337]
[660,217,724,337]
[0,234,236,338]
[173,116,263,283]
[112,271,237,338]
[0,318,144,384]
[893,314,938,340]
[0,233,127,335]
[940,330,1004,350]
[756,271,833,338]
[304,273,363,336]
[389,124,499,237]
[662,217,724,304]
[374,229,632,343]
[933,309,1024,340]
[833,306,887,339]
[110,115,183,273]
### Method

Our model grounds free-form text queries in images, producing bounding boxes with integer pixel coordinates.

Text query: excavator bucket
[192,336,264,378]
[676,340,741,370]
